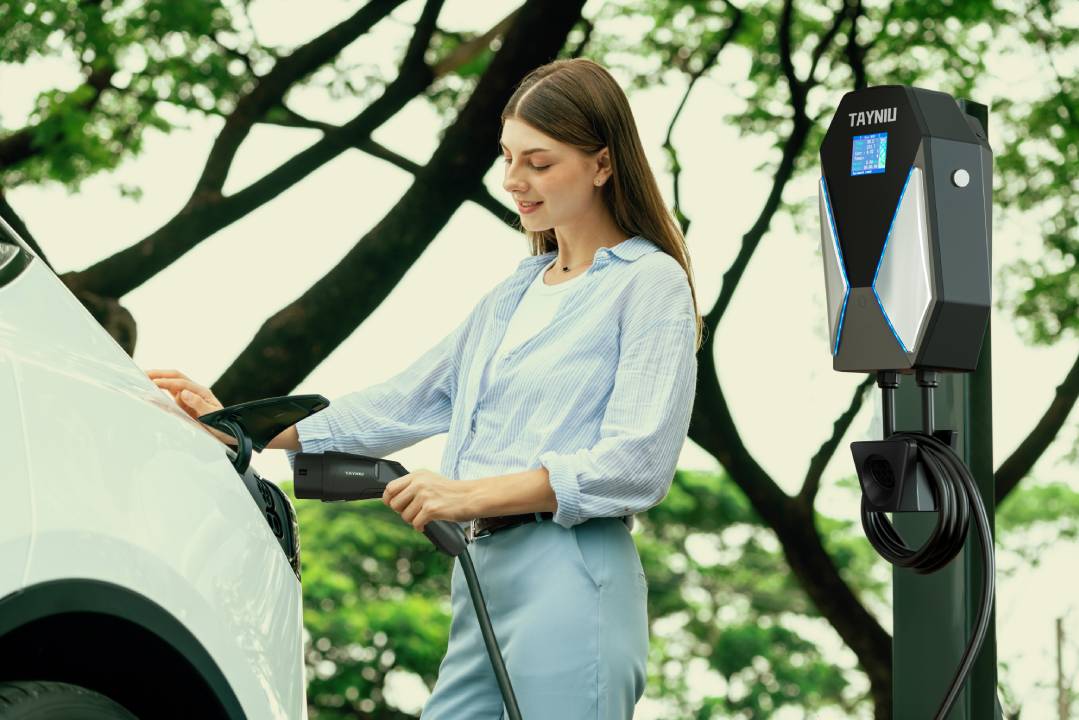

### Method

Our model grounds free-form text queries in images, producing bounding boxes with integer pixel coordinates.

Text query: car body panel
[0,350,32,599]
[0,237,308,719]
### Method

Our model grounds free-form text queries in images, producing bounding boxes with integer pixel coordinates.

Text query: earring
[594,178,602,186]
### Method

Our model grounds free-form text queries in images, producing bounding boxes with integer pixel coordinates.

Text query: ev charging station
[819,85,1000,718]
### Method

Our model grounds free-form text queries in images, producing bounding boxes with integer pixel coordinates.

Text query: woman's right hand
[145,369,237,447]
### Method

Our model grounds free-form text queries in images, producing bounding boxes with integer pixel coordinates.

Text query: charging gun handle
[293,451,468,557]
[373,456,468,558]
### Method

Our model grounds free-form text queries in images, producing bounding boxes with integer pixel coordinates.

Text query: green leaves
[996,480,1079,574]
[998,481,1079,533]
[284,481,452,718]
[1,0,250,189]
[635,469,880,716]
[15,84,160,186]
[995,3,1079,343]
[708,623,847,715]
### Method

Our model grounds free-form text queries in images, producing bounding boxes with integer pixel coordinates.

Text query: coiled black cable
[861,432,970,574]
[861,378,996,720]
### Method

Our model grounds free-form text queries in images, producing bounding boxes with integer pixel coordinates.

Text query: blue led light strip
[820,176,850,356]
[870,166,915,354]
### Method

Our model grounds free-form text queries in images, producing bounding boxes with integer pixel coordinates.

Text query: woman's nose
[503,166,527,194]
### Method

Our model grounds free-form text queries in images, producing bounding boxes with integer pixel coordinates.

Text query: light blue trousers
[420,515,649,719]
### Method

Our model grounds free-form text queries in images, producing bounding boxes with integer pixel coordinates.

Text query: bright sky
[1,0,1076,717]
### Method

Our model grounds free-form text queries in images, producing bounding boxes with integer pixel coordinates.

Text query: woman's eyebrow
[499,142,551,156]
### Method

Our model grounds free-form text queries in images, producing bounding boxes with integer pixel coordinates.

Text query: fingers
[150,377,207,393]
[147,369,201,398]
[178,389,207,411]
[386,480,417,514]
[382,475,404,503]
[145,369,190,381]
[383,476,427,530]
[145,370,234,446]
[151,377,200,399]
[150,378,219,407]
[149,378,184,401]
[148,376,225,431]
[400,499,426,531]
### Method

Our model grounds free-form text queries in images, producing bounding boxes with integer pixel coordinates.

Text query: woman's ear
[593,147,612,187]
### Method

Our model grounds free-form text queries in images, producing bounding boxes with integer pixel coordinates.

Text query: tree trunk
[690,342,893,716]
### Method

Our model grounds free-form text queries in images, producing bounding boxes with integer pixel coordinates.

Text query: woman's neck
[552,213,629,270]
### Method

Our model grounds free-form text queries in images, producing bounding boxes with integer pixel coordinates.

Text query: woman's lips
[515,200,543,215]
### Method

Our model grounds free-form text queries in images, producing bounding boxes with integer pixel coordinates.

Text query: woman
[148,58,701,719]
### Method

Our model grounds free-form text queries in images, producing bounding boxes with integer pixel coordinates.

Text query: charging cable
[860,370,995,720]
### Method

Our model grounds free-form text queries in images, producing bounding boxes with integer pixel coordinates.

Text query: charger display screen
[851,132,888,176]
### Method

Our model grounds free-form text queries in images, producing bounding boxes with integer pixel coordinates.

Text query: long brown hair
[501,58,704,351]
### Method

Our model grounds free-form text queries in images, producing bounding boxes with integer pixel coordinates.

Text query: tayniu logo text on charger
[849,107,897,127]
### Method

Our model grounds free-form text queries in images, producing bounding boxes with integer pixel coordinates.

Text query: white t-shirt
[478,260,587,395]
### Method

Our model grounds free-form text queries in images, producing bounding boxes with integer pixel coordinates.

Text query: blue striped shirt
[286,235,698,529]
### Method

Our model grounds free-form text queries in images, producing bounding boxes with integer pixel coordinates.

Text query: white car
[0,218,308,719]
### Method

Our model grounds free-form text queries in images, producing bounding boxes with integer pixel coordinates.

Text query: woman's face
[500,117,610,233]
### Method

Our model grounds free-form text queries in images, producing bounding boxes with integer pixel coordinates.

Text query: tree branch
[800,373,875,504]
[688,348,892,708]
[996,348,1079,505]
[777,0,804,109]
[844,0,868,89]
[193,0,411,196]
[807,0,852,85]
[211,32,260,78]
[265,107,518,229]
[0,129,36,173]
[432,7,519,80]
[703,113,811,333]
[703,0,825,333]
[63,0,447,299]
[568,17,595,59]
[0,191,53,273]
[662,1,743,235]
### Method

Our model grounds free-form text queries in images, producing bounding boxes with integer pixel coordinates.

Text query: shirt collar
[515,235,660,272]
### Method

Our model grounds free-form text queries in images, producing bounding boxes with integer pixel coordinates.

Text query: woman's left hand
[382,469,477,532]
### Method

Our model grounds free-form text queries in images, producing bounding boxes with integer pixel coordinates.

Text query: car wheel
[0,681,136,719]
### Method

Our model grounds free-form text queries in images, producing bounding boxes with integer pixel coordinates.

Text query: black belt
[468,512,553,542]
[465,513,632,542]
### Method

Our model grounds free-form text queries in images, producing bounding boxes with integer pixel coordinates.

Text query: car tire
[0,681,136,719]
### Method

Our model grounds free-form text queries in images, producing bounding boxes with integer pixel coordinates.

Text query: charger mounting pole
[891,98,999,720]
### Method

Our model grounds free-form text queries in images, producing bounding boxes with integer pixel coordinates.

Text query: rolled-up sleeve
[285,307,477,472]
[539,310,698,529]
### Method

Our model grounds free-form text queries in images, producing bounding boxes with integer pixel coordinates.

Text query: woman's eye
[498,157,548,171]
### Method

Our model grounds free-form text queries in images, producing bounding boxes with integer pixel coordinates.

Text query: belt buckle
[468,519,491,543]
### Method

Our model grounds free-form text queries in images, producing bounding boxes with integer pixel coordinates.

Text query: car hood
[1,252,202,431]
